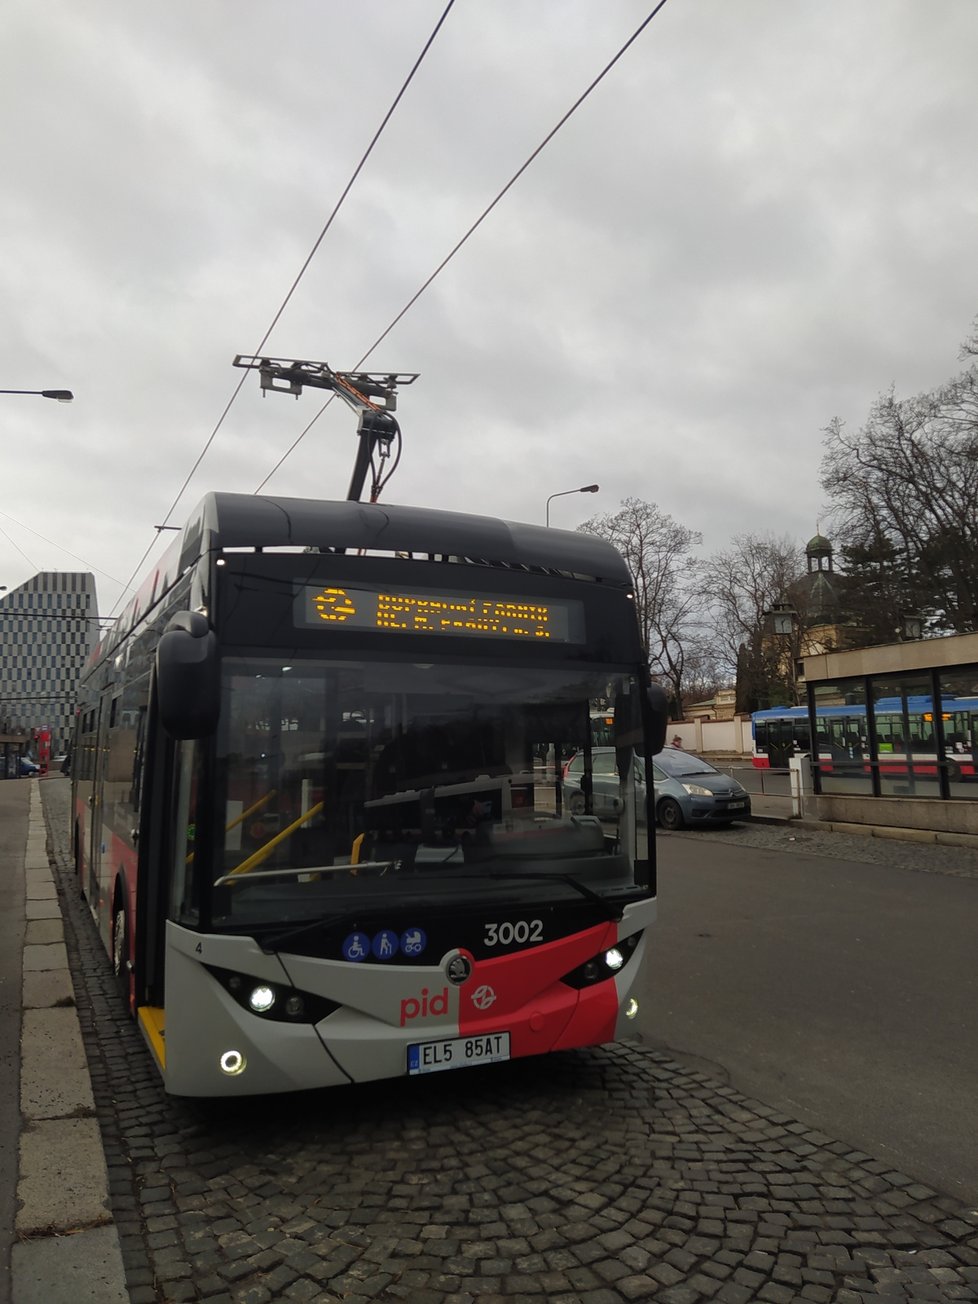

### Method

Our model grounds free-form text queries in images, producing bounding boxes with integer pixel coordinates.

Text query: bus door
[767,718,793,768]
[136,714,189,1010]
[86,696,112,924]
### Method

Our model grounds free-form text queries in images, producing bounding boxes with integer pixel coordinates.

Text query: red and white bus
[72,493,667,1096]
[752,697,978,781]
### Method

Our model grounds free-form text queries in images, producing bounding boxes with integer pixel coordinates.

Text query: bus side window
[171,740,201,923]
[130,706,148,811]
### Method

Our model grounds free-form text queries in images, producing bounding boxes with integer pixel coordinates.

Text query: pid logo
[399,986,449,1027]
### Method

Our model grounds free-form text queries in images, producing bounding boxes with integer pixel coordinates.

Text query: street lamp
[765,601,798,638]
[761,600,801,707]
[899,610,924,640]
[545,483,599,527]
[0,389,73,402]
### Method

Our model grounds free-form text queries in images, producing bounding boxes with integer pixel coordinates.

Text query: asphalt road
[640,825,978,1207]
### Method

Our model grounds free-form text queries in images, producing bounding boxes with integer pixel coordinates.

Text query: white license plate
[727,801,746,810]
[407,1031,510,1076]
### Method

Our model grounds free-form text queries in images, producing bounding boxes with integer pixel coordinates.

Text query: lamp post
[899,610,924,641]
[545,483,599,527]
[0,389,73,402]
[767,601,798,638]
[761,600,800,708]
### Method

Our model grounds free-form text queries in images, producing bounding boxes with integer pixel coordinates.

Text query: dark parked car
[562,746,751,830]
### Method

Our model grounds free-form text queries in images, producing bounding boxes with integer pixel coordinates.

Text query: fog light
[625,998,639,1019]
[284,994,305,1019]
[248,984,276,1013]
[604,947,624,972]
[220,1049,247,1075]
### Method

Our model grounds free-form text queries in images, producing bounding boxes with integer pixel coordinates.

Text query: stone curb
[12,785,128,1303]
[791,816,978,851]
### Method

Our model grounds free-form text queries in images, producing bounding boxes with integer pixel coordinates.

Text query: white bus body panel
[163,894,655,1096]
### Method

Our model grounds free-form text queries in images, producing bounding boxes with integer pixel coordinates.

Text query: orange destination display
[294,584,585,643]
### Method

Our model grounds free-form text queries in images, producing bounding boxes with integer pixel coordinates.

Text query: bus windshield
[192,656,644,929]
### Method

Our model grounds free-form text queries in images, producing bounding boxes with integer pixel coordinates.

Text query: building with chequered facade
[0,572,98,752]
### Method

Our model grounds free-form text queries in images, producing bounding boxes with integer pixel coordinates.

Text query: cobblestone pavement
[682,821,978,882]
[42,782,978,1303]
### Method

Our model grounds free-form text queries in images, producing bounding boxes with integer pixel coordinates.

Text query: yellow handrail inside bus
[226,789,278,833]
[225,801,324,878]
[351,832,364,865]
[187,790,278,865]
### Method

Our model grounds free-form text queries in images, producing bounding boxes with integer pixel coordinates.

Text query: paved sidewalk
[9,780,127,1304]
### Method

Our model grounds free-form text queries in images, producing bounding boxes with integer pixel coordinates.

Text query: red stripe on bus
[457,922,618,1058]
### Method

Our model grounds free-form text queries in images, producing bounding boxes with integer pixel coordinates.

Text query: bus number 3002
[484,919,543,947]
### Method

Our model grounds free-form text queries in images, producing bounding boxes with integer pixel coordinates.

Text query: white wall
[670,719,753,756]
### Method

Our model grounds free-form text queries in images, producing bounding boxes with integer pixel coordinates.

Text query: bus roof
[89,493,635,668]
[753,696,978,722]
[185,493,633,585]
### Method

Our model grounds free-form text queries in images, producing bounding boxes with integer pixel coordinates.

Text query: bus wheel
[657,798,684,831]
[112,898,132,1015]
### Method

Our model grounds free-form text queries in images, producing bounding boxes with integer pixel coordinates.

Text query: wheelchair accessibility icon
[342,932,370,962]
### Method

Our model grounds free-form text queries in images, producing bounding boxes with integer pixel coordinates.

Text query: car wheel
[657,797,684,831]
[568,791,586,815]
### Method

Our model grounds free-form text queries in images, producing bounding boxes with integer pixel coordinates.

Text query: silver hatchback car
[562,747,751,830]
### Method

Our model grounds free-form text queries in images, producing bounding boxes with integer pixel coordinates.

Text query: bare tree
[821,322,978,632]
[701,532,805,712]
[579,498,703,717]
[676,645,729,712]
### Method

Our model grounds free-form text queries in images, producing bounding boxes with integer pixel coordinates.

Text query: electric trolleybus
[752,698,978,779]
[72,491,667,1096]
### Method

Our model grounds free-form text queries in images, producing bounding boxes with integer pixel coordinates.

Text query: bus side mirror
[645,684,669,756]
[156,612,220,739]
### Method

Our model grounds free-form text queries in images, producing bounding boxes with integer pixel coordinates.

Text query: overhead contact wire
[258,0,673,483]
[109,1,458,616]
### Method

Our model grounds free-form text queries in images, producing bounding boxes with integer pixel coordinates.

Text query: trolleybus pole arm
[232,354,417,505]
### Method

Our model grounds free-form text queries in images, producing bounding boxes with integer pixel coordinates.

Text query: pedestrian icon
[372,929,399,960]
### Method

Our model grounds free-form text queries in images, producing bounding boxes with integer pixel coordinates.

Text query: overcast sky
[2,0,977,618]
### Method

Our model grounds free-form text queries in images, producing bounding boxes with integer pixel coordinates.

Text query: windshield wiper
[427,869,625,921]
[258,906,379,954]
[255,869,625,953]
[213,863,376,887]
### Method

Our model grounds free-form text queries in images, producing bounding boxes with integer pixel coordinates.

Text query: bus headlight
[248,985,276,1013]
[561,933,642,989]
[204,964,339,1024]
